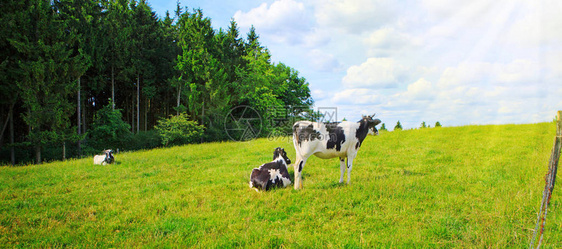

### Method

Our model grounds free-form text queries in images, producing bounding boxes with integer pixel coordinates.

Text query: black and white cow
[249,147,292,191]
[292,114,381,189]
[93,149,115,165]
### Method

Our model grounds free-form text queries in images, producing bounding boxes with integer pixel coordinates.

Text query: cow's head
[362,114,382,135]
[104,149,115,164]
[273,147,291,164]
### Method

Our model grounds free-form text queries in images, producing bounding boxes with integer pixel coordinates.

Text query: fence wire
[529,115,561,249]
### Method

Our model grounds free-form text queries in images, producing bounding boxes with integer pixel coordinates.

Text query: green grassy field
[1,122,561,248]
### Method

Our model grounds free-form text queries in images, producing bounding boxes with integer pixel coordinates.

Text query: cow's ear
[273,148,280,160]
[373,119,381,126]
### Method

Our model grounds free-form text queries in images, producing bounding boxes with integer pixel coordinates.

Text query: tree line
[379,121,442,131]
[0,0,313,165]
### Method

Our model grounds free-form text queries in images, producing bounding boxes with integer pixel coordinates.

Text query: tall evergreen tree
[219,19,245,84]
[10,0,88,163]
[57,0,106,156]
[394,121,403,131]
[0,0,29,164]
[176,8,228,121]
[127,0,161,132]
[106,0,133,112]
[236,25,273,106]
[0,0,316,163]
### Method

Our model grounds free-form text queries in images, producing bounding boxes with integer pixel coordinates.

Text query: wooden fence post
[530,111,562,248]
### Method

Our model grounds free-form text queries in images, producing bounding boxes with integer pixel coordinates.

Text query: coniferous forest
[0,0,314,165]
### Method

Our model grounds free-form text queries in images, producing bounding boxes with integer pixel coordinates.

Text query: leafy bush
[154,113,205,146]
[127,130,161,150]
[86,101,132,151]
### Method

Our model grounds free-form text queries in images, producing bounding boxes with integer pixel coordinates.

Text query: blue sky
[148,0,562,130]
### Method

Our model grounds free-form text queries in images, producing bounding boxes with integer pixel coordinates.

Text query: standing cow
[292,114,381,189]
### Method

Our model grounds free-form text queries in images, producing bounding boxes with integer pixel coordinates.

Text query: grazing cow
[93,149,115,165]
[249,147,292,191]
[292,114,381,189]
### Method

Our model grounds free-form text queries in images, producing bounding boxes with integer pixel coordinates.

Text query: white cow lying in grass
[292,114,381,189]
[249,147,292,191]
[93,149,115,165]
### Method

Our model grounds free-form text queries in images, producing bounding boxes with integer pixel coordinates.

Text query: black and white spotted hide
[292,114,381,189]
[93,149,114,165]
[249,147,292,191]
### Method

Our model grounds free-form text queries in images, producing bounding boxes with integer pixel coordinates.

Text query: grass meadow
[1,122,561,248]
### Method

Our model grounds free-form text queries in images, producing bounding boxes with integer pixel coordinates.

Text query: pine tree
[394,121,403,131]
[235,25,278,111]
[0,0,317,162]
[177,9,230,122]
[0,0,29,165]
[11,0,87,163]
[57,0,107,156]
[380,123,387,131]
[129,0,162,132]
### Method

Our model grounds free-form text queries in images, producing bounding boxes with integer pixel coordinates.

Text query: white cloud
[303,28,332,47]
[233,0,311,44]
[413,59,548,125]
[313,0,395,34]
[364,27,422,51]
[331,88,382,105]
[379,79,438,116]
[338,56,550,129]
[402,78,435,100]
[233,0,306,30]
[421,0,493,22]
[223,0,562,129]
[496,60,541,84]
[502,0,562,47]
[307,49,341,72]
[546,51,562,80]
[342,58,407,88]
[311,89,328,100]
[438,60,541,88]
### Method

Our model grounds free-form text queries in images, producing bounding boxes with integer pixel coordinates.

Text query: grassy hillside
[1,122,561,248]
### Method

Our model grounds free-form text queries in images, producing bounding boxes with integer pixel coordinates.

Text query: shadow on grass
[314,181,347,190]
[397,169,426,176]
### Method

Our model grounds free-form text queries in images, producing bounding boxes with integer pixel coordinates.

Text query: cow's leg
[294,157,307,190]
[346,155,356,184]
[339,157,346,183]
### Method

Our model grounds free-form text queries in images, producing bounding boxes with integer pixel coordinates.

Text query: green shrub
[128,130,161,150]
[86,101,132,151]
[154,113,205,146]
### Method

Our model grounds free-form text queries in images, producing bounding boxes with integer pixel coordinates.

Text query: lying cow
[292,114,381,189]
[249,147,292,191]
[93,149,115,165]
